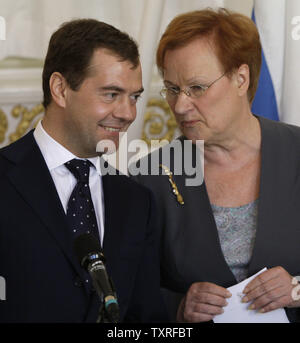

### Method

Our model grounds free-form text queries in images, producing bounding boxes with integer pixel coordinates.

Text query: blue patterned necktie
[65,159,100,243]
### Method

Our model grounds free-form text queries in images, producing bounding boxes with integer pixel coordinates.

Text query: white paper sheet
[214,268,290,323]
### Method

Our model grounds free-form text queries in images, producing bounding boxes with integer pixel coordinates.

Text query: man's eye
[130,94,142,103]
[102,92,118,101]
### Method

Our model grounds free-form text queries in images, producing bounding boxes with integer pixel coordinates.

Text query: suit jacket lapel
[101,174,124,259]
[248,116,297,275]
[3,132,87,284]
[172,175,237,288]
[101,173,135,319]
[99,158,125,260]
[165,137,237,288]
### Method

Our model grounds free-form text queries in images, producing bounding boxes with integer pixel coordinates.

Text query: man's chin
[96,139,119,155]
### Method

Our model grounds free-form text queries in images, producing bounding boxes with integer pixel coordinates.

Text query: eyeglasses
[160,72,227,100]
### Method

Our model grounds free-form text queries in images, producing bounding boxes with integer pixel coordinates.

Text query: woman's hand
[177,282,232,322]
[242,266,300,313]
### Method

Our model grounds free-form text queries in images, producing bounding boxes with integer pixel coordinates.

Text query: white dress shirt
[33,120,105,245]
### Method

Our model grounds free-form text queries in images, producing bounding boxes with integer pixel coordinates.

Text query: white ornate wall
[0,0,252,149]
[0,66,44,147]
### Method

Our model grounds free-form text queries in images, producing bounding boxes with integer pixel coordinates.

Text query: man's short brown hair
[42,19,139,108]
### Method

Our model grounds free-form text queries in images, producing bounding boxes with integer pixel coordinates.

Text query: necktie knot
[65,159,91,183]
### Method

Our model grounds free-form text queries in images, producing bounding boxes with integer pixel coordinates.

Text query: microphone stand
[95,290,119,323]
[96,301,110,323]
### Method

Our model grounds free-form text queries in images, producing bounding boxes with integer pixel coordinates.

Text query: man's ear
[236,64,250,97]
[49,72,68,108]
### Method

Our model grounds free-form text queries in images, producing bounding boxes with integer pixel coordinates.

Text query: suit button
[74,276,83,287]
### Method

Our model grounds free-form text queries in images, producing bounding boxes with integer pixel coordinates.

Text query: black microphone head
[73,233,102,268]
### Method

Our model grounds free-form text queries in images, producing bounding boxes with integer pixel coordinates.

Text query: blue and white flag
[251,0,300,125]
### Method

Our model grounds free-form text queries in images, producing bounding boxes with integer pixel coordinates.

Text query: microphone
[73,233,119,323]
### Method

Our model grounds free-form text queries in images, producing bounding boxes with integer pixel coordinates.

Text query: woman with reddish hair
[132,8,300,322]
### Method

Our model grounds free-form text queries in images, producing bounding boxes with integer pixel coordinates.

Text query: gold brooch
[160,164,184,205]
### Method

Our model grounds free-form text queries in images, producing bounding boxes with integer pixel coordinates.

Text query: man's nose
[113,96,136,122]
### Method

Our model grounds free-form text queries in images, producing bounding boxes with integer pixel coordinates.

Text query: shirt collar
[33,120,102,176]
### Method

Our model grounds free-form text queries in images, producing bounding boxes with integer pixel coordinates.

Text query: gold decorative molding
[9,104,44,143]
[0,108,8,143]
[142,98,178,145]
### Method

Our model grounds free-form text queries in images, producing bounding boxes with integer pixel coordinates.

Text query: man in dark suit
[0,19,166,322]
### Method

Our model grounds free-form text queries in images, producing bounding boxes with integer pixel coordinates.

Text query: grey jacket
[131,116,300,322]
